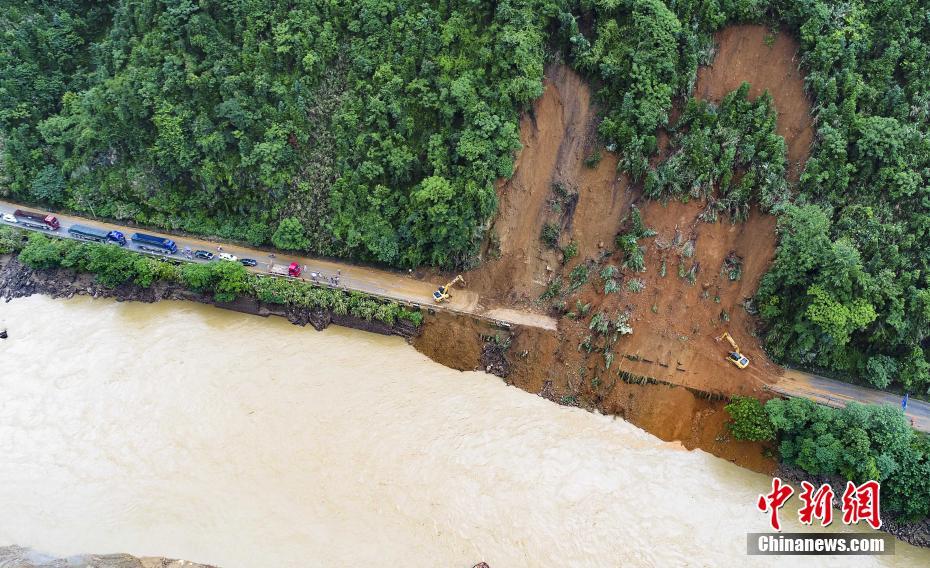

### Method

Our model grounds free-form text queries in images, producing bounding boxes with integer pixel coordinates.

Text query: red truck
[14,209,60,230]
[269,262,301,278]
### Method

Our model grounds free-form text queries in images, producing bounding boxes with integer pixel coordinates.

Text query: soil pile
[464,65,633,305]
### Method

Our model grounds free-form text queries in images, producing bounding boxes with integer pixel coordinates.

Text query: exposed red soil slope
[465,65,633,305]
[607,201,779,397]
[694,25,813,181]
[413,25,814,472]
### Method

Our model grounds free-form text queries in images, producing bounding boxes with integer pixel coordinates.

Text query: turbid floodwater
[0,296,928,567]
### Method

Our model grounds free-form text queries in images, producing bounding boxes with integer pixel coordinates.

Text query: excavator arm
[433,274,466,303]
[715,331,749,369]
[717,332,740,352]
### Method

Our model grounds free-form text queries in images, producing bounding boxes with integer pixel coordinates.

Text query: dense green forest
[1,0,555,267]
[2,0,929,392]
[727,396,930,520]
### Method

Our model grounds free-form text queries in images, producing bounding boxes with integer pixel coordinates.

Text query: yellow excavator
[715,331,750,369]
[433,274,465,303]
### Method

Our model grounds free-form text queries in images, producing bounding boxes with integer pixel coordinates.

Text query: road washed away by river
[1,296,928,567]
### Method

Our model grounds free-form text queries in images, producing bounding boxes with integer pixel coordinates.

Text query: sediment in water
[3,253,929,549]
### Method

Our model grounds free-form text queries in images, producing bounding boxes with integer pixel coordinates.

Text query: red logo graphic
[798,481,835,527]
[756,478,882,531]
[841,480,882,530]
[757,477,794,531]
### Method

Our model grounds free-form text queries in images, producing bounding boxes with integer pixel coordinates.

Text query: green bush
[644,84,788,219]
[15,232,420,327]
[724,396,775,442]
[18,233,179,289]
[568,264,589,291]
[0,226,26,254]
[765,398,930,520]
[561,241,578,263]
[18,233,69,270]
[541,223,560,249]
[271,217,311,252]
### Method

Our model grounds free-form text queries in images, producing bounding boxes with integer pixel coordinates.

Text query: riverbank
[5,260,930,557]
[5,254,930,551]
[0,255,776,473]
[0,254,416,339]
[0,545,215,568]
[1,249,777,474]
[6,295,929,567]
[1,251,766,470]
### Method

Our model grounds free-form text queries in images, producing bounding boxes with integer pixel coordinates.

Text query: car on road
[194,250,215,260]
[218,252,238,262]
[239,258,258,267]
[1,213,16,223]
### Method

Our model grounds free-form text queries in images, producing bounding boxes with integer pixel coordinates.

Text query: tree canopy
[3,0,930,390]
[1,0,558,268]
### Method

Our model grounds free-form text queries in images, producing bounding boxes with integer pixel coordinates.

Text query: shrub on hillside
[724,396,775,442]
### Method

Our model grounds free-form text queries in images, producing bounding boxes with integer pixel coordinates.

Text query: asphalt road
[7,201,926,430]
[771,369,930,433]
[0,201,557,331]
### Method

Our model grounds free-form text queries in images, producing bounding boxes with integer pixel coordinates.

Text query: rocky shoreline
[0,545,215,568]
[0,254,418,339]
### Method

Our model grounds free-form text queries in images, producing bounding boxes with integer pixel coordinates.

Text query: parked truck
[269,262,301,278]
[131,232,178,254]
[13,209,60,231]
[68,224,127,246]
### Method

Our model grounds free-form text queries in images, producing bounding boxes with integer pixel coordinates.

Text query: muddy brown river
[0,296,928,567]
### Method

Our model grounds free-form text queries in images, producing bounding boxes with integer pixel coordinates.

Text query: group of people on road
[183,241,351,289]
[308,269,341,286]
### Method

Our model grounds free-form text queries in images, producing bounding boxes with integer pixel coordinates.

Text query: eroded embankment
[413,26,930,546]
[0,255,416,339]
[412,311,775,473]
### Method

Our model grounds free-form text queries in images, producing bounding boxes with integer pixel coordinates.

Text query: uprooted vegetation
[645,83,789,221]
[559,2,930,394]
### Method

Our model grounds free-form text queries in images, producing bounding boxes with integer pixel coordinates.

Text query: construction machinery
[715,331,750,369]
[433,274,465,303]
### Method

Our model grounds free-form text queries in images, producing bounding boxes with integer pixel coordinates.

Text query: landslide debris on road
[413,25,817,472]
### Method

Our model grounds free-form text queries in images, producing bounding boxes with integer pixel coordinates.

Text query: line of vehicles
[2,208,285,273]
[5,206,467,305]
